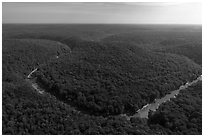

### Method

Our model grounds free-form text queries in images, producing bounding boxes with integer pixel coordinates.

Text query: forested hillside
[3,39,71,78]
[33,40,201,116]
[155,43,202,65]
[2,24,202,135]
[102,26,202,65]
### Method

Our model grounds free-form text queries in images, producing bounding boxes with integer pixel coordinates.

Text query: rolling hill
[2,24,202,135]
[33,40,201,116]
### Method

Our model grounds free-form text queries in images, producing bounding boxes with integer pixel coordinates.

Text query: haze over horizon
[2,2,202,24]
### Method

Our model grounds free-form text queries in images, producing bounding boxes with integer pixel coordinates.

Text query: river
[121,75,202,120]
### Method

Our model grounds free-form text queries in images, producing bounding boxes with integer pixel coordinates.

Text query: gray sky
[2,2,202,24]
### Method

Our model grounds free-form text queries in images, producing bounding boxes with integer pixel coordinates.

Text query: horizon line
[2,23,202,26]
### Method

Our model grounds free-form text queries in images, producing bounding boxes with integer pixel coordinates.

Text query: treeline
[3,24,145,41]
[34,41,201,116]
[102,30,201,46]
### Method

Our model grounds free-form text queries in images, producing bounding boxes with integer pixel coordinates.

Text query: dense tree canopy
[2,24,202,135]
[34,41,201,116]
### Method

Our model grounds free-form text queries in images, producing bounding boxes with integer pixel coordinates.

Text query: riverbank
[121,75,202,120]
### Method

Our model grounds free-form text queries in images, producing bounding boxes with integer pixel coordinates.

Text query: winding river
[121,75,202,120]
[27,68,45,94]
[26,55,61,94]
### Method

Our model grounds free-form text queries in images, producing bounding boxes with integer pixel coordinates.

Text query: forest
[33,41,200,116]
[2,24,202,134]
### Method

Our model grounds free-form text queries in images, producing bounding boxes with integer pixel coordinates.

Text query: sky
[2,2,202,24]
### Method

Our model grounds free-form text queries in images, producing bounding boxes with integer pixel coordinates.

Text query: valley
[2,24,202,135]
